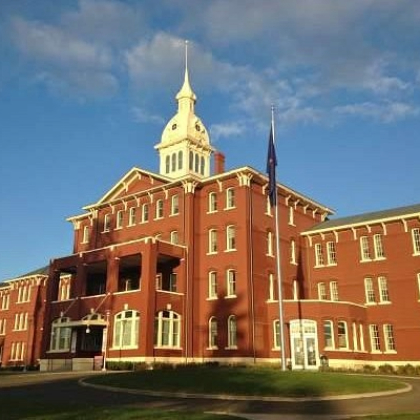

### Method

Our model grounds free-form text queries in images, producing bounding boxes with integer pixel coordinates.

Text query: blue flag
[266,125,277,207]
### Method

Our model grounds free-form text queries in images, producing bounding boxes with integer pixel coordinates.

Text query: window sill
[206,252,218,256]
[224,249,237,253]
[266,299,278,303]
[271,347,281,351]
[326,263,337,267]
[225,346,238,350]
[47,349,70,354]
[374,257,386,261]
[265,212,273,217]
[370,350,382,354]
[225,295,237,299]
[101,230,111,234]
[154,346,182,350]
[324,347,336,351]
[154,217,164,221]
[127,223,136,228]
[378,301,391,305]
[384,350,397,354]
[110,346,138,351]
[224,206,236,211]
[314,265,324,269]
[413,252,420,257]
[206,346,218,350]
[114,227,123,231]
[365,302,377,306]
[139,220,149,224]
[360,259,372,263]
[169,213,179,217]
[206,297,218,301]
[114,289,140,295]
[207,210,218,215]
[266,253,275,258]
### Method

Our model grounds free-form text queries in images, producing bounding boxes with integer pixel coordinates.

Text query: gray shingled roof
[1,265,49,284]
[304,203,420,233]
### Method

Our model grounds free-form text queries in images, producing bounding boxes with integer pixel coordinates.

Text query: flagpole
[271,105,287,371]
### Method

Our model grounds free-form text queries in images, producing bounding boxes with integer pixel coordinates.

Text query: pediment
[88,167,170,207]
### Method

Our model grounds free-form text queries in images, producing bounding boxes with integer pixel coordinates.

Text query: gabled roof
[303,202,420,234]
[1,265,49,284]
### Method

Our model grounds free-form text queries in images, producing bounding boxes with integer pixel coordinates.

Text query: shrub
[362,364,377,374]
[378,364,395,375]
[397,364,416,376]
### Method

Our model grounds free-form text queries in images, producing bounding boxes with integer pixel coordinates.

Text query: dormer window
[172,123,177,130]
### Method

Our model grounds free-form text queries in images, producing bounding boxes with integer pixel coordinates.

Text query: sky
[1,0,420,281]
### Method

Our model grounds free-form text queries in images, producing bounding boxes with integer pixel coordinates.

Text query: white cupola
[155,41,213,179]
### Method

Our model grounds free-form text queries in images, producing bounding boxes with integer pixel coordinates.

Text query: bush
[378,364,395,375]
[397,364,416,376]
[362,364,377,374]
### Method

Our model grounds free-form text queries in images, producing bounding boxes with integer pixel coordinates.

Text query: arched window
[194,153,199,173]
[49,317,71,351]
[227,315,237,348]
[113,310,140,349]
[165,155,170,174]
[178,151,183,170]
[189,151,193,170]
[154,310,181,348]
[209,317,218,349]
[200,156,205,175]
[171,153,176,172]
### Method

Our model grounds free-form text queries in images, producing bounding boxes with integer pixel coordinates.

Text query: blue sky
[1,0,420,280]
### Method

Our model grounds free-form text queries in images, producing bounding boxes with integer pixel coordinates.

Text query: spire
[176,40,197,107]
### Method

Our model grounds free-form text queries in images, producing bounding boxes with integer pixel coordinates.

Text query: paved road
[1,371,420,420]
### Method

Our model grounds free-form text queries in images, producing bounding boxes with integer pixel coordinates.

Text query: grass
[19,407,241,420]
[88,365,406,397]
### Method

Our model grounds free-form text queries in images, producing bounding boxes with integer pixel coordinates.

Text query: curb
[78,377,412,402]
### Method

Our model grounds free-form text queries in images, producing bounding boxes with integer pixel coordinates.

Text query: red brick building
[2,61,420,371]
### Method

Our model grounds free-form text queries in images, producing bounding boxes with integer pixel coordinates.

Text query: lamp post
[102,310,110,372]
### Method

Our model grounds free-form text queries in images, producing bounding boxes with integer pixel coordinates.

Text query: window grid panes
[337,321,348,349]
[383,324,396,352]
[208,229,217,253]
[374,234,385,259]
[318,282,327,300]
[412,228,420,254]
[378,276,390,302]
[227,270,236,297]
[227,315,237,348]
[208,272,217,299]
[369,324,381,352]
[330,281,339,301]
[364,277,375,303]
[360,236,371,261]
[226,188,235,209]
[327,241,337,265]
[323,320,334,349]
[315,243,324,266]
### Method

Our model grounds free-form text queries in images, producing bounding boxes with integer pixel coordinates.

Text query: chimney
[213,151,225,175]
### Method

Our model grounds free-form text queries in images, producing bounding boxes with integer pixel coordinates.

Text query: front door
[290,319,318,370]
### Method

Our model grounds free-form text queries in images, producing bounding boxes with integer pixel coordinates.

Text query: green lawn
[21,407,241,420]
[88,365,406,397]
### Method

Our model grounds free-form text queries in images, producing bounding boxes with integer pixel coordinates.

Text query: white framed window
[337,321,348,349]
[155,199,164,219]
[200,156,205,175]
[170,231,179,245]
[82,226,90,244]
[49,317,71,352]
[323,320,334,349]
[330,281,339,301]
[288,206,295,225]
[369,324,381,352]
[17,285,31,303]
[103,213,111,232]
[378,276,390,303]
[165,155,170,174]
[417,273,420,300]
[359,324,365,352]
[178,151,183,170]
[171,153,176,172]
[292,279,299,300]
[1,294,10,310]
[412,228,420,255]
[141,203,149,223]
[383,324,396,352]
[267,231,274,256]
[0,319,6,335]
[273,320,281,349]
[208,229,217,254]
[352,322,358,351]
[226,269,236,297]
[209,317,218,349]
[59,279,71,301]
[364,277,375,304]
[10,342,25,361]
[116,210,124,229]
[169,273,177,292]
[227,315,237,348]
[208,192,217,213]
[226,225,236,251]
[226,188,235,209]
[171,195,179,215]
[265,196,272,216]
[208,271,217,299]
[268,273,276,301]
[373,234,385,259]
[290,239,297,264]
[314,243,324,267]
[154,310,181,348]
[318,282,327,300]
[360,236,371,261]
[128,207,136,226]
[113,310,139,349]
[327,241,337,265]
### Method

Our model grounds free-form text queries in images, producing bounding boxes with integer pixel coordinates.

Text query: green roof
[304,203,420,233]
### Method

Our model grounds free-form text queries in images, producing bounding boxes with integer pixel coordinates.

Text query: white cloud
[210,122,245,142]
[334,101,420,123]
[11,17,113,69]
[131,107,164,125]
